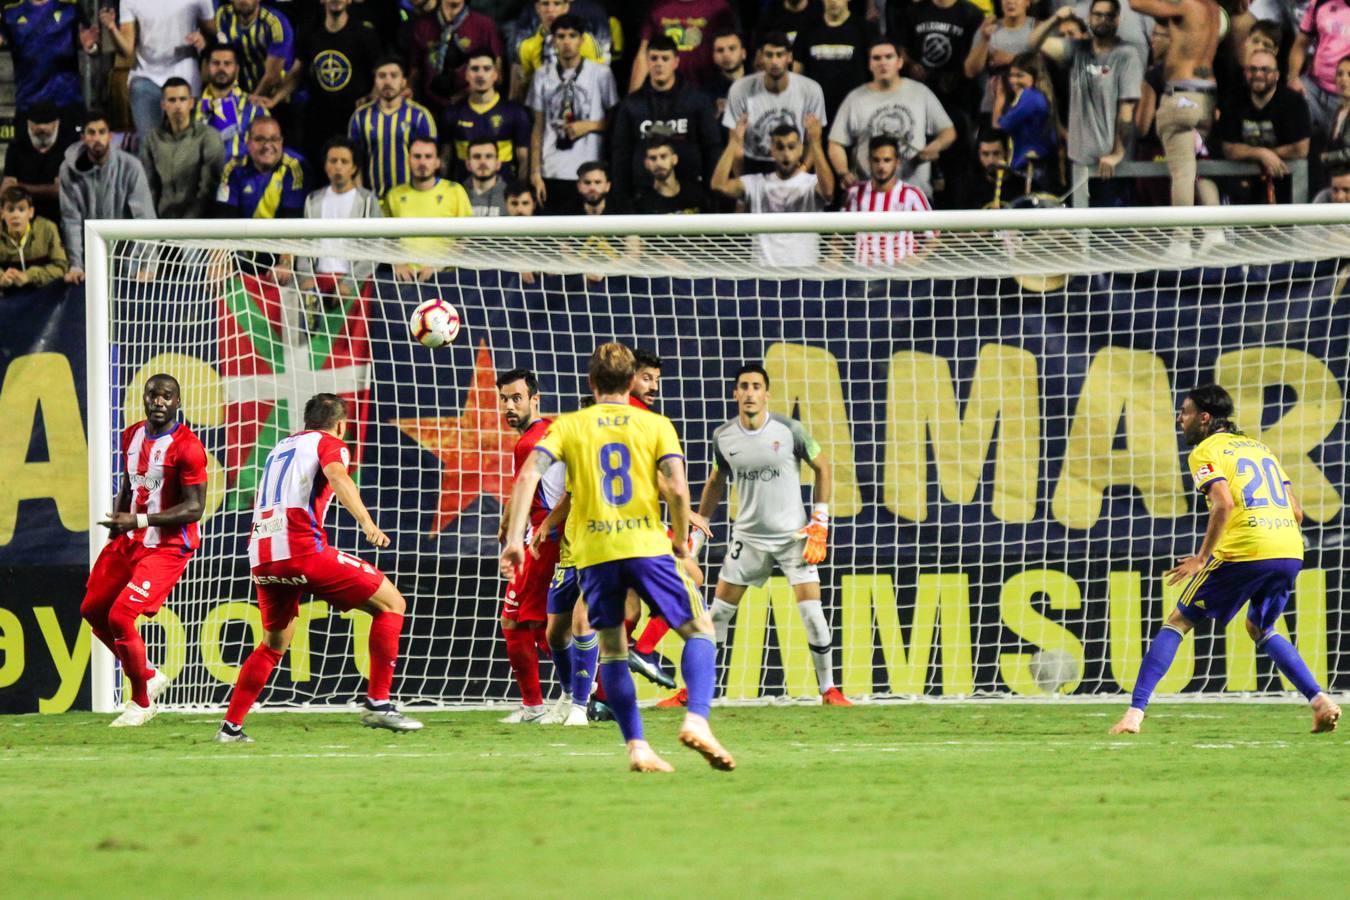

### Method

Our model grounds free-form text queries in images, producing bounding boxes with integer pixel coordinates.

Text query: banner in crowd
[1,263,1346,712]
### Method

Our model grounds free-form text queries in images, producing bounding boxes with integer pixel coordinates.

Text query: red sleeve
[176,433,209,486]
[121,423,140,455]
[317,434,350,471]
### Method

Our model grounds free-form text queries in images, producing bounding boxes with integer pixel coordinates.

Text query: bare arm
[1166,480,1233,584]
[501,452,549,578]
[1136,81,1158,138]
[711,115,748,199]
[828,140,852,179]
[805,114,834,200]
[1288,31,1309,92]
[253,55,287,101]
[807,451,832,508]
[1028,9,1071,62]
[920,125,957,161]
[100,481,205,534]
[323,460,389,547]
[1275,138,1311,160]
[528,491,570,556]
[628,39,651,93]
[656,456,693,557]
[530,109,546,198]
[1128,0,1190,20]
[1288,484,1304,526]
[696,467,728,520]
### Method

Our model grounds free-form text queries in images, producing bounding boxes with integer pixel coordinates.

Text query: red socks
[368,611,404,702]
[503,625,543,706]
[108,604,152,708]
[225,645,283,726]
[634,617,670,655]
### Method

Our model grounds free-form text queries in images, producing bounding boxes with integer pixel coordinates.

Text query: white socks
[797,600,834,692]
[710,598,738,644]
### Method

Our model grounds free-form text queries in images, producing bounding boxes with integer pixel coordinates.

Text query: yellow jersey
[1188,431,1303,561]
[381,178,472,218]
[535,402,683,569]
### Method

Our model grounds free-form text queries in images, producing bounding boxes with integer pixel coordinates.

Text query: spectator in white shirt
[711,112,835,267]
[297,137,381,327]
[100,0,216,142]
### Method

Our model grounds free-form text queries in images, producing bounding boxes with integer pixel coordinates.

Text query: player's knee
[545,615,570,645]
[500,615,517,631]
[1245,618,1268,643]
[79,594,108,625]
[106,602,140,640]
[262,630,291,653]
[1163,609,1194,633]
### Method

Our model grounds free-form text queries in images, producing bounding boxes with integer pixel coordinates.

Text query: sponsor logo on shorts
[252,574,310,586]
[125,579,151,600]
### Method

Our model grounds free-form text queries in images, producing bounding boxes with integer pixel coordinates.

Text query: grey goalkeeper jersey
[712,414,821,548]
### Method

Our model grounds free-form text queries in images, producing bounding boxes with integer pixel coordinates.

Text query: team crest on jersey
[772,440,781,453]
[490,114,503,129]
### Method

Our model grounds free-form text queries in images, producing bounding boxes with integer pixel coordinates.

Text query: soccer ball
[1030,649,1080,695]
[409,298,461,348]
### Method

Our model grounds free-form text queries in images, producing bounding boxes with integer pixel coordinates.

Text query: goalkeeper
[695,364,851,706]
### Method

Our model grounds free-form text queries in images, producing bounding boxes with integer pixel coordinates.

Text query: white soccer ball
[409,298,461,348]
[1030,649,1080,695]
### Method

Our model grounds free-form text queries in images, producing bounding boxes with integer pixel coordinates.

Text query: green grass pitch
[2,704,1342,897]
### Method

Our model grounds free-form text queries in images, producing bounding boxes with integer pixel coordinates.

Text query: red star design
[394,341,517,536]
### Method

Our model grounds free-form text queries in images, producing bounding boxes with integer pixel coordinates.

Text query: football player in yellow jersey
[1111,385,1341,735]
[501,343,734,773]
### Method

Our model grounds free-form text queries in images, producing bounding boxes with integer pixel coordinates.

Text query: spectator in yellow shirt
[382,136,472,283]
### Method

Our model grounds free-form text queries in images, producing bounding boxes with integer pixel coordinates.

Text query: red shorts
[503,539,558,624]
[84,535,192,618]
[251,546,385,632]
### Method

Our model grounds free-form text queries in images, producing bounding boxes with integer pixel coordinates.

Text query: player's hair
[467,138,500,155]
[374,55,407,76]
[505,179,537,201]
[304,393,348,430]
[161,76,192,95]
[868,134,900,156]
[577,160,610,180]
[551,13,586,36]
[466,48,497,66]
[647,34,679,56]
[759,30,791,52]
[1058,13,1088,33]
[589,343,636,395]
[632,348,662,372]
[495,368,539,396]
[735,363,770,389]
[0,185,32,208]
[1185,384,1241,435]
[323,136,363,169]
[770,123,799,142]
[1330,164,1350,179]
[1251,19,1282,50]
[1089,0,1121,16]
[145,373,181,393]
[977,127,1008,146]
[409,135,440,153]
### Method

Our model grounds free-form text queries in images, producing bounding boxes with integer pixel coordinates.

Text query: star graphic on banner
[394,341,517,536]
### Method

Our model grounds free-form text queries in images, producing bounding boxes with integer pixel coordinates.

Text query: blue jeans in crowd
[128,77,163,142]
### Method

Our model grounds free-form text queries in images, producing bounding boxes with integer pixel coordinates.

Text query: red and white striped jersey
[121,421,209,551]
[514,417,565,533]
[844,179,933,265]
[248,430,351,566]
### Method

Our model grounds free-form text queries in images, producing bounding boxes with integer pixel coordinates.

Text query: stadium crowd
[1,0,1348,291]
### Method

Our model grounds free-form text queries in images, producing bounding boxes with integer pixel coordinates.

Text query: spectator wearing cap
[610,33,722,198]
[141,77,227,219]
[59,110,157,284]
[1,102,75,224]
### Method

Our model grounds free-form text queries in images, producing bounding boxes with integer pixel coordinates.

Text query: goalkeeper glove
[799,505,828,565]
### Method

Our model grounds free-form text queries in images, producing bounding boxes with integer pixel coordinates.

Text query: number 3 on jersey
[598,443,633,506]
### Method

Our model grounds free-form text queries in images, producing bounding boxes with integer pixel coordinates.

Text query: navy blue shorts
[578,554,703,631]
[546,565,580,616]
[1175,557,1302,631]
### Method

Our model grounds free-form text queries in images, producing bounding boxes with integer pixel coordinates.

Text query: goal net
[86,208,1350,711]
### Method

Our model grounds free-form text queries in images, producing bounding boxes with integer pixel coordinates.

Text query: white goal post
[85,205,1350,712]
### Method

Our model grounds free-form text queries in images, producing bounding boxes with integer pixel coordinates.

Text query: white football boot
[498,704,547,724]
[109,700,157,728]
[540,694,574,725]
